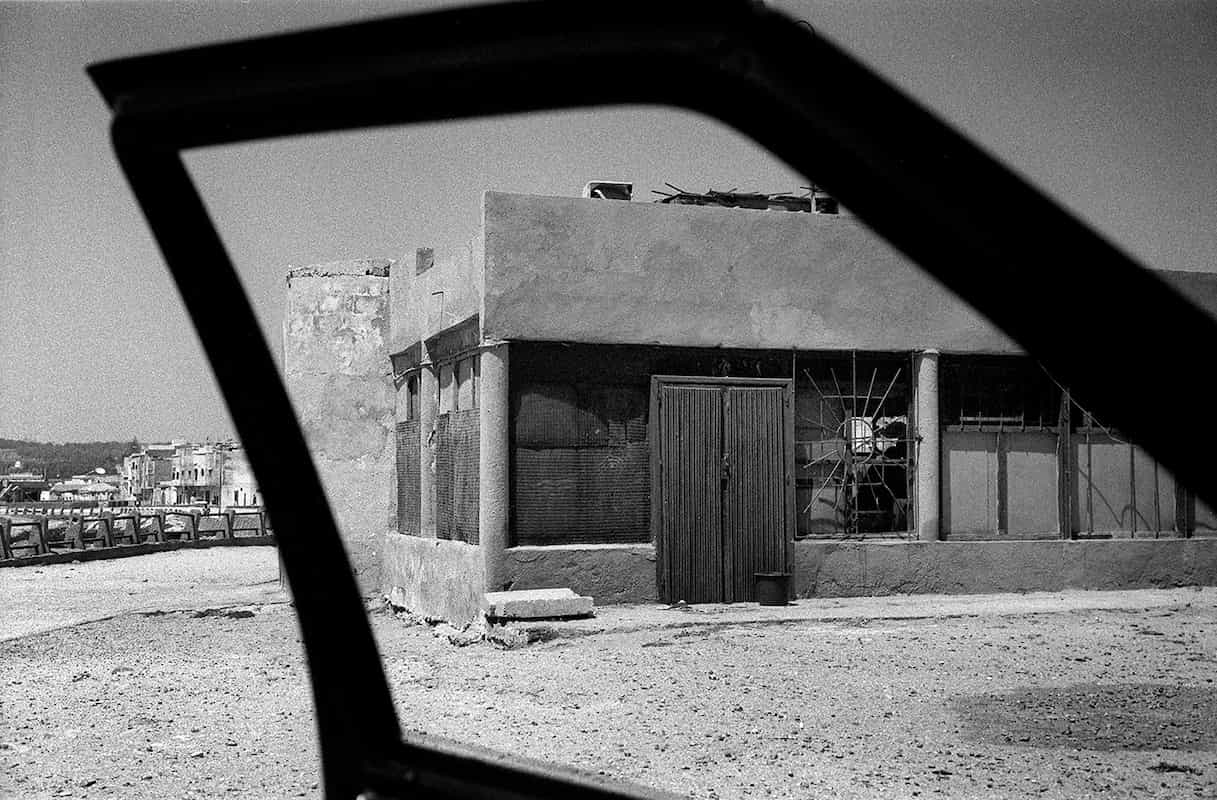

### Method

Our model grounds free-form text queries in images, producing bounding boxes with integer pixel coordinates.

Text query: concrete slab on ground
[483,587,594,620]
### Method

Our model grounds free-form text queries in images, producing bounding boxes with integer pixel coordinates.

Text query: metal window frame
[86,0,1217,796]
[794,350,914,539]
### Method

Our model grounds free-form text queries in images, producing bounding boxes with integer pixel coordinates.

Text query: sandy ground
[0,547,283,641]
[2,549,1216,799]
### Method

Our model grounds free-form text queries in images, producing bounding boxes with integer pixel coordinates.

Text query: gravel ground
[2,551,1216,799]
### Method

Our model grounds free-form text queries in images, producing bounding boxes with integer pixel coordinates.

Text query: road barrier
[0,505,272,564]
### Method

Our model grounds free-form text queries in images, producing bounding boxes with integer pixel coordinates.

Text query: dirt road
[1,550,1215,798]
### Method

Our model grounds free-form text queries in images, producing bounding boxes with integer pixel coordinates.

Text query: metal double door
[652,377,793,603]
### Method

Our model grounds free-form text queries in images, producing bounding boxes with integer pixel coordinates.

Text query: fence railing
[0,506,271,561]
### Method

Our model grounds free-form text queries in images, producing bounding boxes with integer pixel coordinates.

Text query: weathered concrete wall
[480,194,1217,354]
[502,544,659,605]
[388,235,483,356]
[381,534,485,625]
[492,538,1217,606]
[481,192,1022,353]
[793,539,1217,597]
[283,259,395,595]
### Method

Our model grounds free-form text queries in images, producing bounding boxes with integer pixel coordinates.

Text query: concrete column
[915,350,941,541]
[479,343,510,592]
[418,364,439,538]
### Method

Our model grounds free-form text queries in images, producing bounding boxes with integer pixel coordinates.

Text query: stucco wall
[388,236,483,356]
[793,539,1217,597]
[484,538,1217,607]
[382,535,485,625]
[481,192,1022,353]
[283,259,395,595]
[501,544,659,605]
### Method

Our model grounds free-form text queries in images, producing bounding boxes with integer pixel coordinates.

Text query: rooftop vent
[582,180,633,201]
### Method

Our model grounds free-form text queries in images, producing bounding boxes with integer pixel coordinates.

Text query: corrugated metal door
[722,385,789,601]
[655,379,791,603]
[657,384,722,603]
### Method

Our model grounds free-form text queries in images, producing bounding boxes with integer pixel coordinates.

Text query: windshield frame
[87,1,1217,796]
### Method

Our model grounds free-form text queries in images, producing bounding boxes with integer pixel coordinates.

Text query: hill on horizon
[0,438,142,480]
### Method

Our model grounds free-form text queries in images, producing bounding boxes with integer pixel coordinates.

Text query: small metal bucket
[754,572,791,606]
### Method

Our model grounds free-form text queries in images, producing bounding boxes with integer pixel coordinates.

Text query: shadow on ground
[954,682,1217,751]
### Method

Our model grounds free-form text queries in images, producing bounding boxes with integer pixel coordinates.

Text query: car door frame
[86,1,1217,796]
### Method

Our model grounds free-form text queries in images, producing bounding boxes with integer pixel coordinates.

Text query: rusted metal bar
[800,449,841,469]
[859,368,878,421]
[1129,442,1137,535]
[803,370,842,427]
[803,461,841,515]
[871,369,902,422]
[1059,390,1072,539]
[995,431,1007,536]
[1153,458,1162,537]
[1086,427,1094,534]
[829,367,847,423]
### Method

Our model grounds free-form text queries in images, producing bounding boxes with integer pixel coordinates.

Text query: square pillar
[479,343,510,591]
[418,364,438,538]
[915,349,941,541]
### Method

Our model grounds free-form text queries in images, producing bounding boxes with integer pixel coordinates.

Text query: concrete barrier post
[479,343,510,592]
[101,513,115,547]
[418,363,439,538]
[915,349,941,541]
[188,511,200,541]
[37,518,50,554]
[224,509,235,539]
[0,518,12,560]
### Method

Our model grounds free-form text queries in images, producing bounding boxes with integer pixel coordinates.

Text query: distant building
[157,441,261,509]
[0,448,18,468]
[47,479,118,501]
[0,472,48,502]
[220,446,260,508]
[123,442,178,503]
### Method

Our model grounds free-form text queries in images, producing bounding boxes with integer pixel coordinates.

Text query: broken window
[941,356,1060,431]
[795,352,912,538]
[939,356,1063,539]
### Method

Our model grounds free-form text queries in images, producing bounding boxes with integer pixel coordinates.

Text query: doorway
[651,376,794,603]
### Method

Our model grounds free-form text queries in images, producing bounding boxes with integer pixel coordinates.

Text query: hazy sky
[2,1,1215,442]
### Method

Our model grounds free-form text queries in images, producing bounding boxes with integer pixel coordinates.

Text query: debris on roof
[652,183,839,214]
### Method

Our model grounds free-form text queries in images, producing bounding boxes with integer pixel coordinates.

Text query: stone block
[482,587,594,620]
